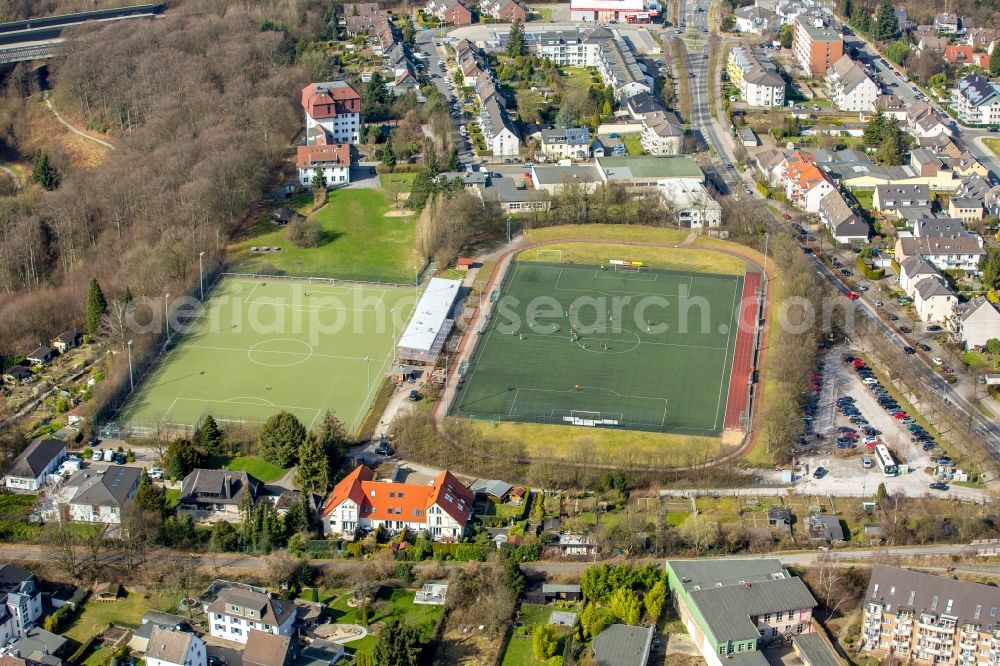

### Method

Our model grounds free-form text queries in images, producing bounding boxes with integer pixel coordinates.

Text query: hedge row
[857,255,885,280]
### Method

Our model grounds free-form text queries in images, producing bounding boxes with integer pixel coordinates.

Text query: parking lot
[795,346,976,499]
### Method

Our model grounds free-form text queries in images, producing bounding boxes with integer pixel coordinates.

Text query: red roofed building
[297,144,351,187]
[784,152,834,213]
[944,44,974,64]
[301,81,362,145]
[321,466,473,541]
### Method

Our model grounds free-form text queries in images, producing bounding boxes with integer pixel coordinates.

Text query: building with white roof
[658,180,721,228]
[397,278,461,364]
[570,0,647,23]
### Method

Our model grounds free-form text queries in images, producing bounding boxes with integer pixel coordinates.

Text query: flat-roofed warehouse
[396,278,462,364]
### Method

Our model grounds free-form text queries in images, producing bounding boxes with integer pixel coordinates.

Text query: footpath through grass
[229,189,421,283]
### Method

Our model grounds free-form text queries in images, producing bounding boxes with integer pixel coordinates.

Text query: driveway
[347,165,379,187]
[203,636,244,666]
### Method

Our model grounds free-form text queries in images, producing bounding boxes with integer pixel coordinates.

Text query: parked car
[409,389,421,401]
[918,343,931,352]
[91,449,103,461]
[148,467,164,480]
[903,346,916,354]
[813,466,827,478]
[929,482,949,491]
[104,449,116,462]
[375,439,395,456]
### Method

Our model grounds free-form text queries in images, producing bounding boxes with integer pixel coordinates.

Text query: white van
[861,455,873,469]
[103,449,116,462]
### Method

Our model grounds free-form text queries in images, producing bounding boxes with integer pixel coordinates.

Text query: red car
[852,359,865,367]
[847,291,859,300]
[894,411,907,420]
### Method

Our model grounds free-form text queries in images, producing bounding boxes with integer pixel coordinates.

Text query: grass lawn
[516,241,747,276]
[847,189,875,214]
[529,6,553,21]
[464,420,723,467]
[229,189,420,283]
[0,493,37,516]
[622,133,644,156]
[666,511,690,526]
[984,138,1000,160]
[325,588,444,658]
[501,604,570,666]
[527,224,688,245]
[83,646,114,666]
[207,455,287,483]
[166,488,180,509]
[63,590,183,644]
[963,350,996,370]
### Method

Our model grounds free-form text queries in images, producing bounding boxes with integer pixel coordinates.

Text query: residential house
[873,184,930,212]
[894,235,987,273]
[50,331,80,355]
[145,628,206,666]
[480,0,526,21]
[914,216,971,238]
[917,31,948,53]
[0,566,43,645]
[177,470,261,522]
[727,47,785,108]
[479,98,520,158]
[321,466,473,541]
[206,587,296,645]
[952,72,1000,125]
[8,628,67,666]
[818,190,868,244]
[640,111,684,155]
[129,612,192,653]
[952,297,1000,349]
[424,0,472,25]
[301,81,361,145]
[755,149,786,187]
[934,12,962,33]
[949,196,984,224]
[62,466,142,524]
[793,18,843,76]
[2,365,32,385]
[914,278,957,323]
[907,101,952,139]
[25,347,54,366]
[665,559,818,666]
[540,128,591,161]
[591,624,654,666]
[860,565,1000,664]
[734,4,780,36]
[785,156,834,212]
[966,27,999,52]
[625,91,666,120]
[954,173,993,205]
[898,255,941,296]
[545,533,596,556]
[533,30,595,67]
[297,144,351,188]
[872,94,906,121]
[591,28,651,100]
[658,180,722,228]
[3,439,66,492]
[825,55,878,112]
[243,631,294,666]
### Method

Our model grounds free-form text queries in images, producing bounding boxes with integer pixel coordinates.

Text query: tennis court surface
[121,277,416,435]
[452,261,746,435]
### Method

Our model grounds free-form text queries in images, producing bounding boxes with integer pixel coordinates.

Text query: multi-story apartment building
[206,588,296,646]
[825,55,879,112]
[727,47,785,107]
[532,27,651,100]
[301,81,362,145]
[535,31,597,67]
[540,128,591,161]
[952,72,1000,126]
[861,565,1000,665]
[792,17,843,76]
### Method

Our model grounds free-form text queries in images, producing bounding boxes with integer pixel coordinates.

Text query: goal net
[535,249,563,262]
[613,263,641,273]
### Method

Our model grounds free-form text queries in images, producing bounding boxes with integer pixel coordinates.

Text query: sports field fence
[453,402,686,434]
[220,272,417,289]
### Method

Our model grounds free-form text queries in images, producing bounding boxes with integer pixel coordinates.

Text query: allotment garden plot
[453,262,745,435]
[122,277,416,434]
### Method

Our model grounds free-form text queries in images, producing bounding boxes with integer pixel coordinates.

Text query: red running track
[723,272,761,430]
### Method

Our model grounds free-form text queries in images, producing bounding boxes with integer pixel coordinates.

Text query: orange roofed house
[784,152,835,213]
[301,81,361,146]
[321,467,473,541]
[297,144,351,188]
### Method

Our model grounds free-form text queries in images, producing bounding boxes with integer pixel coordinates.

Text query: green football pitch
[452,262,744,435]
[121,278,417,435]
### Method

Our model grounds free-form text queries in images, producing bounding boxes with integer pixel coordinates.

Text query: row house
[321,466,473,541]
[424,0,472,25]
[895,234,987,273]
[905,101,952,139]
[480,0,527,21]
[861,565,1000,665]
[591,28,651,101]
[873,184,930,213]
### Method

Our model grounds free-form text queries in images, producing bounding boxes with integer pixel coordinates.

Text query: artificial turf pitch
[452,262,744,435]
[121,278,417,435]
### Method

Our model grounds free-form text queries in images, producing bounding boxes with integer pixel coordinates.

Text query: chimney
[225,473,231,498]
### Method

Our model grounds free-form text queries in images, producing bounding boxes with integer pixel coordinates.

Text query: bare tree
[44,521,82,581]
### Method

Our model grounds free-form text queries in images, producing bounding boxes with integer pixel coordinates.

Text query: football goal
[553,409,623,427]
[610,259,642,273]
[535,249,563,262]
